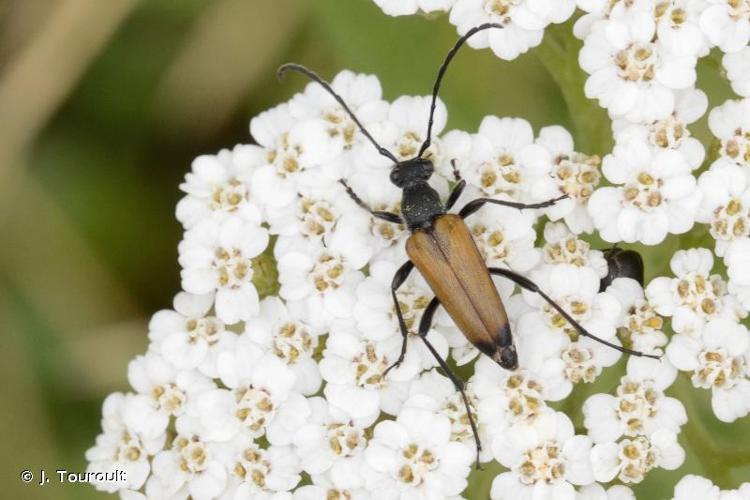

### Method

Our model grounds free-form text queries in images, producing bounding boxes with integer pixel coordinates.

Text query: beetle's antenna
[277,63,399,164]
[418,22,503,158]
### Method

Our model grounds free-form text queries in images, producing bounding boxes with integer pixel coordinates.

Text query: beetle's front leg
[458,194,568,219]
[382,261,415,378]
[339,179,403,224]
[445,159,466,211]
[487,267,660,360]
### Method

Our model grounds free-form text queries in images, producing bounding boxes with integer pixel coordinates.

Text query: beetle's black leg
[487,267,660,360]
[375,208,480,465]
[339,179,403,224]
[417,296,441,339]
[445,160,466,212]
[383,261,415,378]
[418,332,482,469]
[459,194,568,219]
[450,158,463,183]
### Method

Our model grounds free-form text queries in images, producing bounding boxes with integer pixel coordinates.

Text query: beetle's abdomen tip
[492,347,519,371]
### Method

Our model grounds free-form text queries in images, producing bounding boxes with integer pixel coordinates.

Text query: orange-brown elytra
[277,22,659,467]
[407,214,517,368]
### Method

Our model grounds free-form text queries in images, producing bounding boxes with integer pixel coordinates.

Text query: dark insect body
[278,23,657,467]
[599,247,645,292]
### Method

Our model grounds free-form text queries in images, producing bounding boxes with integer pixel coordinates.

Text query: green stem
[535,22,613,156]
[671,374,746,483]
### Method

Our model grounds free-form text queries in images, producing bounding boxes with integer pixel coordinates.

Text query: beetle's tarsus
[382,360,402,378]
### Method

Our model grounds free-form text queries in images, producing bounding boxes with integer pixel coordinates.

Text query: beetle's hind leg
[458,194,568,219]
[338,179,403,224]
[487,267,660,360]
[414,297,483,469]
[382,269,482,467]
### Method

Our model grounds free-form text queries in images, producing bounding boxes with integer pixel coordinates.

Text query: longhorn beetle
[278,23,658,466]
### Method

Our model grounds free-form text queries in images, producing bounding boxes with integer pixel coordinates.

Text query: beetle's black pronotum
[600,246,645,292]
[278,23,658,466]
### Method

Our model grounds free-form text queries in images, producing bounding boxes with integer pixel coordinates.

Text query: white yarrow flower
[723,47,750,96]
[612,88,708,170]
[517,265,623,390]
[148,291,230,377]
[86,393,165,493]
[194,340,309,444]
[457,116,552,202]
[541,222,608,277]
[607,278,669,353]
[491,411,595,499]
[533,126,603,234]
[88,37,750,496]
[244,297,322,395]
[126,352,215,439]
[276,233,367,328]
[588,138,701,245]
[250,103,340,208]
[696,159,750,256]
[672,474,750,500]
[150,416,227,500]
[700,0,750,53]
[179,217,269,324]
[667,317,750,422]
[583,357,684,444]
[320,325,419,426]
[726,238,750,309]
[294,397,369,485]
[373,0,456,16]
[646,248,746,336]
[450,0,576,60]
[709,98,750,169]
[655,0,711,58]
[580,16,697,122]
[364,405,473,498]
[176,145,264,229]
[591,429,685,483]
[215,435,301,498]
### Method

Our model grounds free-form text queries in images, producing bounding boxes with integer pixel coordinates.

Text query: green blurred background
[0,1,747,498]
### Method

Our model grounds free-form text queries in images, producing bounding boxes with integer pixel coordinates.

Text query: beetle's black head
[390,158,434,188]
[493,345,518,370]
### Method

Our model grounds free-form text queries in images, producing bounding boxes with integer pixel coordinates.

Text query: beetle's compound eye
[494,345,518,370]
[419,160,434,179]
[390,166,405,187]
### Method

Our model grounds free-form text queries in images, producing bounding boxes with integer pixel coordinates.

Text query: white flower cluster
[672,475,750,500]
[648,249,750,422]
[585,356,686,484]
[576,0,750,249]
[86,8,750,489]
[372,0,750,252]
[575,0,750,431]
[373,0,577,60]
[84,67,651,499]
